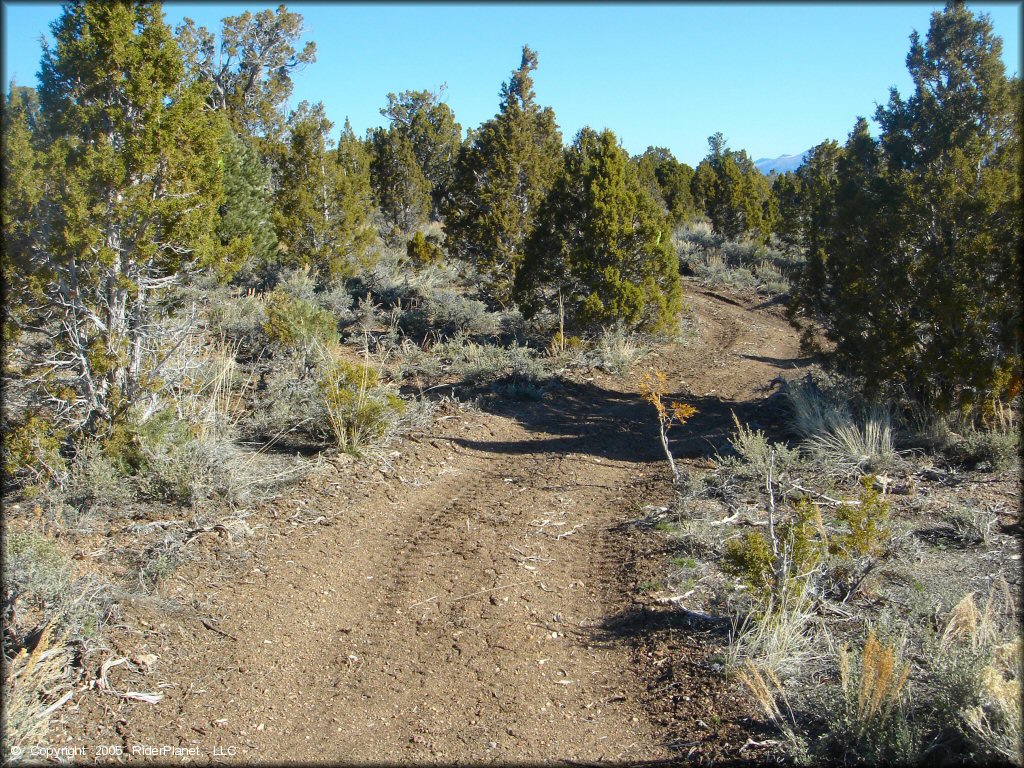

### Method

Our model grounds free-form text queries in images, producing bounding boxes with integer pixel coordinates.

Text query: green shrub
[951,427,1019,471]
[276,266,317,302]
[406,231,444,267]
[458,343,549,390]
[2,530,108,641]
[64,441,135,513]
[206,291,267,346]
[318,356,405,453]
[2,414,66,487]
[316,285,353,318]
[723,497,825,605]
[727,415,803,480]
[588,326,648,374]
[136,428,228,504]
[830,476,892,558]
[400,289,500,340]
[262,289,337,351]
[723,530,775,600]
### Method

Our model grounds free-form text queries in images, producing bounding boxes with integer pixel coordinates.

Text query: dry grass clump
[962,638,1022,765]
[784,379,896,474]
[839,629,912,736]
[804,409,896,474]
[736,659,804,755]
[933,583,1022,765]
[2,621,75,763]
[725,586,822,682]
[588,326,650,374]
[788,628,921,765]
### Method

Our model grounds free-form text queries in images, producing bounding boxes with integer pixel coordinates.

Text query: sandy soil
[54,282,806,763]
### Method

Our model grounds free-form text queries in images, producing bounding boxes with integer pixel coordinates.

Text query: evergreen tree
[515,128,682,334]
[692,134,777,242]
[444,45,563,306]
[175,6,315,147]
[792,2,1020,412]
[28,1,223,434]
[380,87,462,217]
[217,122,279,287]
[634,146,697,226]
[368,125,432,243]
[775,140,842,309]
[1,83,45,347]
[275,102,375,286]
[337,118,376,236]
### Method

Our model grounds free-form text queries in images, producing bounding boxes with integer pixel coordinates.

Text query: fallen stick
[199,618,238,641]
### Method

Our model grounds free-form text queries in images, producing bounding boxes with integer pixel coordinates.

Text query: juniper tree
[444,46,563,307]
[1,83,45,348]
[635,146,697,227]
[337,118,376,237]
[692,134,777,242]
[380,87,461,218]
[25,1,224,435]
[175,5,315,147]
[775,140,842,309]
[791,2,1021,412]
[367,125,432,243]
[514,128,683,334]
[275,103,376,286]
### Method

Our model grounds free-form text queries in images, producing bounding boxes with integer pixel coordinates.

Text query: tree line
[2,0,1019,449]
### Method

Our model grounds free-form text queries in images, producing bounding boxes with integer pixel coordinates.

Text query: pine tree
[27,1,223,435]
[217,122,279,287]
[791,2,1020,412]
[515,128,682,334]
[275,102,375,286]
[444,46,563,307]
[368,125,432,244]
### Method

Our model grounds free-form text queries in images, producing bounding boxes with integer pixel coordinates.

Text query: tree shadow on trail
[449,378,793,465]
[739,352,814,369]
[590,603,730,643]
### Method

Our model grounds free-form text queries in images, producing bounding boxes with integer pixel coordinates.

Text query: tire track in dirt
[58,281,806,764]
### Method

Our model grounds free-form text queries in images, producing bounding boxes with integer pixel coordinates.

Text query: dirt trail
[60,283,804,763]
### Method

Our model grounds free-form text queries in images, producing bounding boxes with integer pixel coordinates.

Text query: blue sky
[3,2,1020,166]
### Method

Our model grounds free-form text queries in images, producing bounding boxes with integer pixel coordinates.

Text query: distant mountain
[754,151,809,175]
